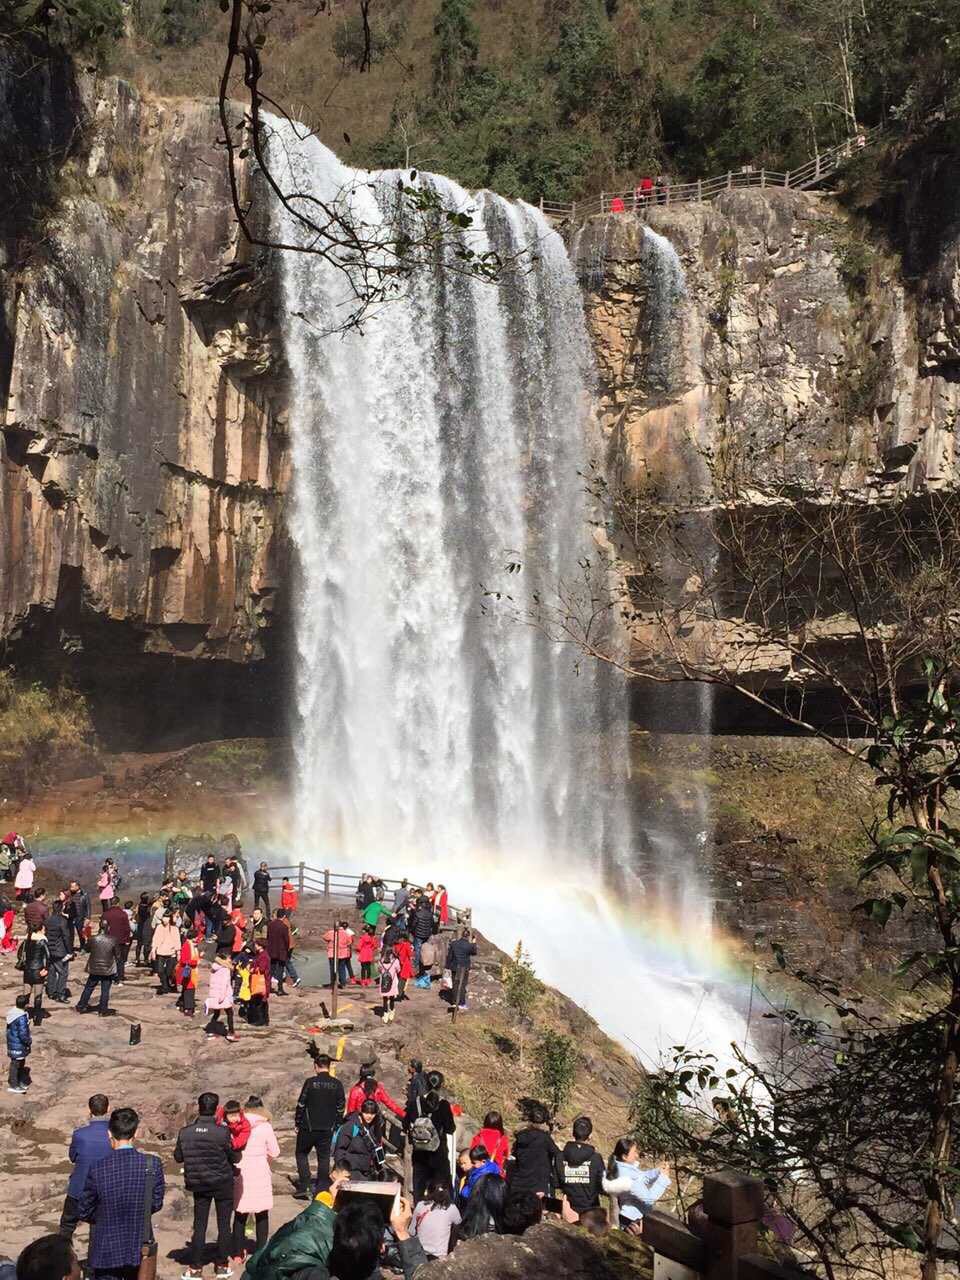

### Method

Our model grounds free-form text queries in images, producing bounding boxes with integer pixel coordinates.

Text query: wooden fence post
[760,168,766,188]
[570,200,576,221]
[600,190,605,213]
[727,171,733,190]
[324,868,331,901]
[784,170,790,187]
[697,177,702,201]
[298,861,305,894]
[815,153,821,181]
[539,195,544,212]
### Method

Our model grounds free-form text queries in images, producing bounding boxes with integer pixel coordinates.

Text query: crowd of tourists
[0,837,670,1280]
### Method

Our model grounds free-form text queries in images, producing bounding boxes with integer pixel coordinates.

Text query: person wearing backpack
[410,1074,456,1202]
[332,1099,387,1179]
[379,945,401,1024]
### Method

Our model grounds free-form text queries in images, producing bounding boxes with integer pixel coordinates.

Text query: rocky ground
[0,893,645,1277]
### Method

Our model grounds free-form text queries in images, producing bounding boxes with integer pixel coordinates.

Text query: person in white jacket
[604,1138,671,1234]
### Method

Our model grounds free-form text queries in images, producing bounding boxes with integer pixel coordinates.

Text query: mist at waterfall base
[268,119,746,1065]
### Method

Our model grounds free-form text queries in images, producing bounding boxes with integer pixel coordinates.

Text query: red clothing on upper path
[346,1080,405,1119]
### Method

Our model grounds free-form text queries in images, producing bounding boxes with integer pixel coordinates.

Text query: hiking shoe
[6,1086,26,1094]
[181,1270,204,1280]
[214,1267,233,1279]
[225,1035,238,1043]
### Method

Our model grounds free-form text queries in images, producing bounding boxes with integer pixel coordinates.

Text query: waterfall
[269,119,736,1059]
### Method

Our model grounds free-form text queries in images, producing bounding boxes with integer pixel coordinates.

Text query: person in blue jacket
[605,1137,671,1234]
[6,993,31,1094]
[59,1094,112,1241]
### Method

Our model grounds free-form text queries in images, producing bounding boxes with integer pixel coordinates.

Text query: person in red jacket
[394,933,414,1001]
[355,927,379,986]
[470,1110,510,1172]
[346,1066,405,1120]
[280,879,299,915]
[436,886,449,927]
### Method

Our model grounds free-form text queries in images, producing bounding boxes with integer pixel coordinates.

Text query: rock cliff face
[4,57,960,741]
[574,190,960,497]
[0,63,284,708]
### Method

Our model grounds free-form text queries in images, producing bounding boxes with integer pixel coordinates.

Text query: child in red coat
[218,1099,252,1151]
[356,927,379,986]
[280,880,299,914]
[394,935,414,1001]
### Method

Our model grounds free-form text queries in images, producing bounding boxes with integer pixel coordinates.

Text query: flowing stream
[268,119,736,1060]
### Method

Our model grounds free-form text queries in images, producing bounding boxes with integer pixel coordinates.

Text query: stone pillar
[702,1171,765,1280]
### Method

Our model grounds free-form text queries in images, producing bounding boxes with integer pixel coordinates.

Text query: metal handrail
[267,862,472,923]
[539,124,882,221]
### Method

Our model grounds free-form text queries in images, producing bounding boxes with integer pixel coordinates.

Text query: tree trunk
[922,979,960,1280]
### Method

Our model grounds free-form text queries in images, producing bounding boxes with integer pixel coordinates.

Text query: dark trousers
[115,942,129,983]
[254,892,270,915]
[77,976,112,1013]
[191,1192,233,1267]
[181,981,196,1013]
[205,1008,235,1037]
[46,956,69,999]
[296,1128,333,1192]
[59,1194,81,1240]
[452,967,470,1007]
[233,1209,268,1257]
[156,954,176,993]
[7,1056,28,1089]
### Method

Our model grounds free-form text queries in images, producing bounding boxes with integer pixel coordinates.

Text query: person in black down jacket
[293,1052,345,1196]
[45,900,72,1003]
[410,898,436,976]
[558,1115,607,1215]
[506,1101,563,1197]
[174,1091,240,1280]
[332,1099,386,1179]
[22,926,50,1015]
[410,1073,456,1202]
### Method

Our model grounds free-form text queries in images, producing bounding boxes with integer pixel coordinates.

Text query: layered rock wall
[0,69,284,674]
[574,190,960,497]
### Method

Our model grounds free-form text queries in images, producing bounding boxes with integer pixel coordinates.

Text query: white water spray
[269,119,737,1060]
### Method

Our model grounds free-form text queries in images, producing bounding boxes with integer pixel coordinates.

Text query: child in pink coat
[232,1098,280,1261]
[204,952,237,1042]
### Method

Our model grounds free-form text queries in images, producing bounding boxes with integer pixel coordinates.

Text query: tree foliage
[502,940,543,1065]
[535,1029,579,1118]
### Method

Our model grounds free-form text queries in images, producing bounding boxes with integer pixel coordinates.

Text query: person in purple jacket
[59,1094,112,1241]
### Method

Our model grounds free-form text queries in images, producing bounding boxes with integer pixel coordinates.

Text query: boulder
[417,1222,653,1279]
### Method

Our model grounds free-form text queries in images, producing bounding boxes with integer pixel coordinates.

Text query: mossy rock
[418,1221,654,1279]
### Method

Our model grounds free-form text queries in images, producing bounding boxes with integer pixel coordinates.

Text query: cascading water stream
[268,118,737,1059]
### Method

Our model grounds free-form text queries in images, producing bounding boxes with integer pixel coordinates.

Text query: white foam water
[267,118,739,1061]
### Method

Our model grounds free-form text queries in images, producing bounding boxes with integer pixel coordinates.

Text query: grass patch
[0,671,94,794]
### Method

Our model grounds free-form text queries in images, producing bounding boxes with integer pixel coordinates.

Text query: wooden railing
[539,124,882,223]
[267,862,472,925]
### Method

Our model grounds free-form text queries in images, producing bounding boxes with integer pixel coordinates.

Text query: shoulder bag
[138,1156,158,1280]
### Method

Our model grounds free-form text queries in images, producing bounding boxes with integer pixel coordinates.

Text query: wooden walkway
[539,124,881,222]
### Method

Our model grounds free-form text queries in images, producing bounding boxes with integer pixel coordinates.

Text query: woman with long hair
[605,1138,670,1234]
[459,1166,504,1239]
[470,1110,509,1172]
[411,1181,461,1259]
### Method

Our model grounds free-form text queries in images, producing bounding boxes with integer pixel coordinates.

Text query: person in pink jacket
[379,945,401,1025]
[204,952,237,1042]
[232,1097,280,1261]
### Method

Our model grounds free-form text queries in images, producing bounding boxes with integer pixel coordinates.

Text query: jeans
[115,943,129,983]
[8,1056,28,1089]
[77,976,113,1013]
[59,1194,81,1240]
[156,954,176,993]
[296,1129,333,1192]
[191,1193,233,1267]
[181,982,196,1013]
[233,1210,268,1257]
[46,956,69,1000]
[413,937,423,972]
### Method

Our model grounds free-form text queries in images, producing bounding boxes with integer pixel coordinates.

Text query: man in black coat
[445,929,478,1011]
[174,1092,239,1280]
[199,857,220,895]
[410,898,435,975]
[74,922,118,1016]
[45,900,72,1002]
[558,1115,607,1215]
[66,882,90,954]
[293,1053,345,1197]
